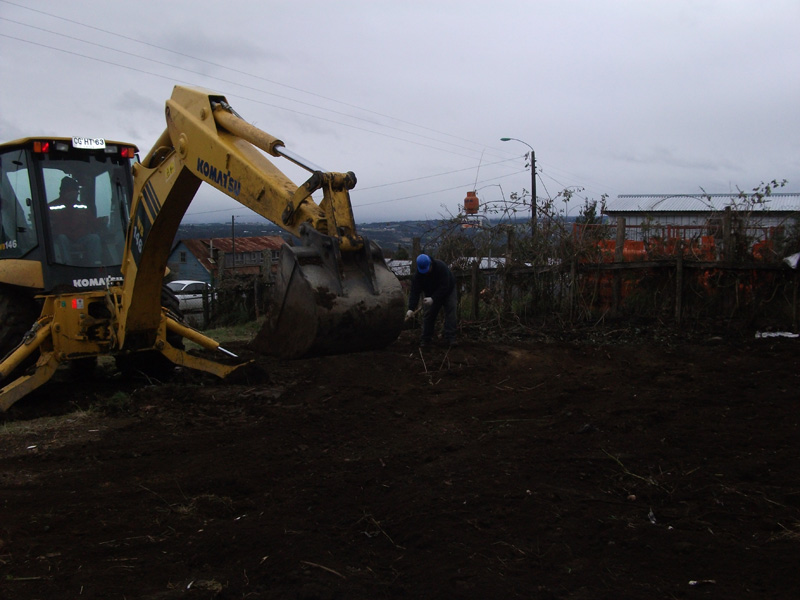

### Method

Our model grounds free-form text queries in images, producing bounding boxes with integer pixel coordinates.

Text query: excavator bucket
[252,226,405,358]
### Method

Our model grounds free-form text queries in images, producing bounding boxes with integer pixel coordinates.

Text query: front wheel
[0,284,40,364]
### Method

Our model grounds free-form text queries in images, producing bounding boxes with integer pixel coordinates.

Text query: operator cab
[0,137,137,291]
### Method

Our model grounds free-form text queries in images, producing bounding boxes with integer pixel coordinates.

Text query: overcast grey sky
[1,0,797,224]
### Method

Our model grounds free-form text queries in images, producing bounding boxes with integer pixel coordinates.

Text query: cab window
[41,153,130,267]
[0,149,38,258]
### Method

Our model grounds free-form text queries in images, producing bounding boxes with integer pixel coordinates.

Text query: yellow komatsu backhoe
[0,85,404,411]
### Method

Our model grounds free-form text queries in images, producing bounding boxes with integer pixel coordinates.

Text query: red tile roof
[180,236,287,275]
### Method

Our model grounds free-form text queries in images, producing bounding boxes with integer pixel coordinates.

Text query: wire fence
[441,220,800,333]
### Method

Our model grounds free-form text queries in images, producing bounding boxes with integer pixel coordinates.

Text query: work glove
[423,297,433,307]
[405,310,414,320]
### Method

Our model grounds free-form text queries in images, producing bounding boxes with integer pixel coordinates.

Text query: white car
[166,280,214,312]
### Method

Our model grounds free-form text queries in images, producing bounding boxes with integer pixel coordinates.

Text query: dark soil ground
[1,327,799,599]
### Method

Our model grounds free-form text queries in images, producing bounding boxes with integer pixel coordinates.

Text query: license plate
[72,137,106,150]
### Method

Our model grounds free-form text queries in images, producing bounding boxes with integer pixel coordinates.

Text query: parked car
[166,280,214,312]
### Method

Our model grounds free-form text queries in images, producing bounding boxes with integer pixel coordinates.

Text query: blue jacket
[408,259,455,310]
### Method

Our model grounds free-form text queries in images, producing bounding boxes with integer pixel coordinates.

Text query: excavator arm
[118,85,403,357]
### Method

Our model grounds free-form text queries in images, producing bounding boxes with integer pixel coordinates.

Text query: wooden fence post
[253,277,260,319]
[504,228,514,316]
[569,258,577,320]
[471,260,480,320]
[217,251,226,280]
[722,207,734,314]
[793,272,798,332]
[675,240,683,325]
[613,217,625,312]
[722,206,732,260]
[202,287,211,328]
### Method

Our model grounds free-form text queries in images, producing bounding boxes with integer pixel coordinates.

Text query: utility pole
[501,137,536,234]
[529,150,536,233]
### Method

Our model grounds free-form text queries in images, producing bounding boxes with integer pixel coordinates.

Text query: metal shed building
[603,193,800,242]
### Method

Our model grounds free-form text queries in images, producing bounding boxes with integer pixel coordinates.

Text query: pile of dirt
[1,330,799,599]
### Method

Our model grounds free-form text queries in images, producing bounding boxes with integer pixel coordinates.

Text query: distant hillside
[175,220,443,256]
[174,217,549,257]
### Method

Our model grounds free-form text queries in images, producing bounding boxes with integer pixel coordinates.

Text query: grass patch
[0,410,94,436]
[93,391,132,414]
[184,317,267,350]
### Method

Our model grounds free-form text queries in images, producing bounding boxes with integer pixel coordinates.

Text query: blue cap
[416,253,431,274]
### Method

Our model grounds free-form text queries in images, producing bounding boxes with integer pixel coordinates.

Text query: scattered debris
[755,331,799,339]
[689,579,717,586]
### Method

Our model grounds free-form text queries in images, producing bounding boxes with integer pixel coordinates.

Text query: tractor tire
[0,284,40,363]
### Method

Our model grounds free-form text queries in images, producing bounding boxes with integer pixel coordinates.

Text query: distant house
[450,256,509,271]
[604,193,800,241]
[167,235,287,284]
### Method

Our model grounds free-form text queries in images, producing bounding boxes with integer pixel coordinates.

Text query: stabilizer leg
[158,342,250,379]
[0,322,60,412]
[0,351,61,412]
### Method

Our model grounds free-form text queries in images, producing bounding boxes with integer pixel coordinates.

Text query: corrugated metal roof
[386,259,412,277]
[201,236,285,253]
[606,193,800,213]
[386,257,509,278]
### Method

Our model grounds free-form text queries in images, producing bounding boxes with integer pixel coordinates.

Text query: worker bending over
[406,253,457,347]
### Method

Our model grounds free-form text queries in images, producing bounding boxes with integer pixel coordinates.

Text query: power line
[1,16,505,160]
[0,31,526,216]
[0,32,497,163]
[0,1,603,217]
[357,157,519,191]
[0,1,502,158]
[182,164,528,215]
[354,170,527,208]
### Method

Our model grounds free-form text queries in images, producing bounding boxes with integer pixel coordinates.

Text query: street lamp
[500,137,536,233]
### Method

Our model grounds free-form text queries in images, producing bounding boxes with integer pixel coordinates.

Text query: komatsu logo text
[196,158,241,196]
[72,275,123,288]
